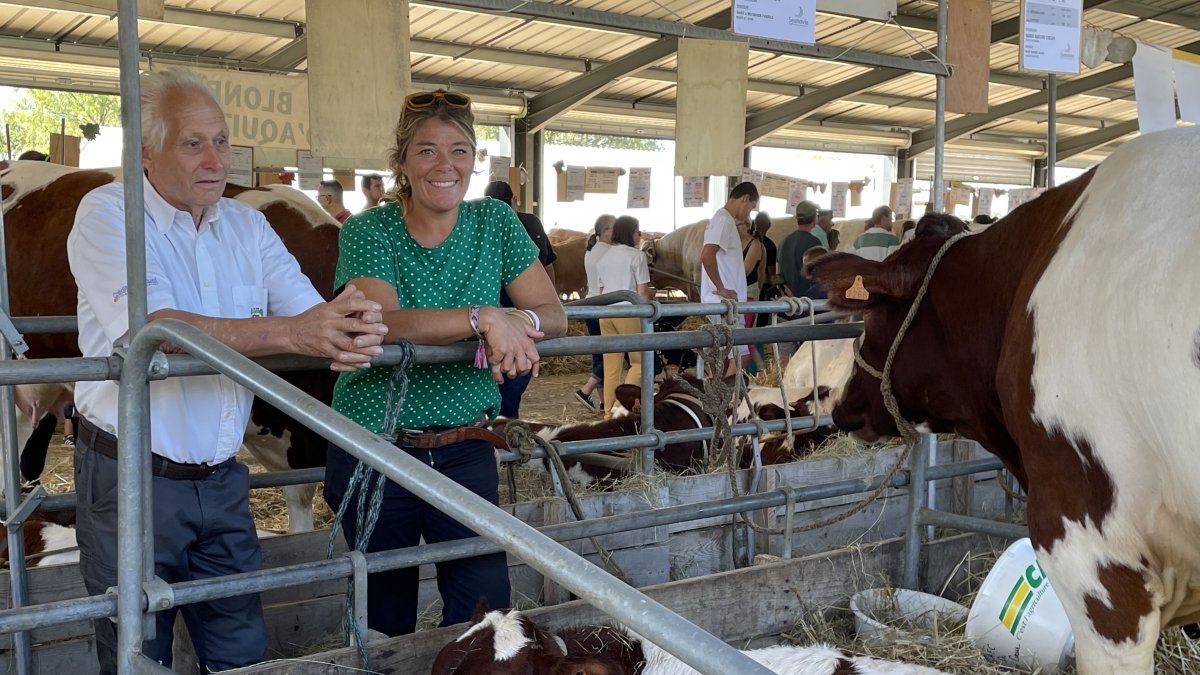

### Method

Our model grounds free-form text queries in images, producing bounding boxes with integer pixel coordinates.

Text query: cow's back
[765,216,868,253]
[647,220,707,298]
[550,235,588,298]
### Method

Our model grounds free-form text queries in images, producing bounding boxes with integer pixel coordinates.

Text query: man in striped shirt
[851,205,900,261]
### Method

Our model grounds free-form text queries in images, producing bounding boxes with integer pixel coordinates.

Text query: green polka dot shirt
[332,198,539,432]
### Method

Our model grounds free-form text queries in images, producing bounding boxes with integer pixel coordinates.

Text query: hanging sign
[627,168,651,209]
[894,177,914,216]
[741,168,763,189]
[830,181,850,218]
[565,166,586,201]
[584,167,622,194]
[1019,0,1083,74]
[297,150,323,190]
[682,177,707,208]
[975,188,995,217]
[760,173,791,200]
[733,0,817,45]
[489,156,511,183]
[228,146,254,188]
[785,179,808,215]
[948,183,973,206]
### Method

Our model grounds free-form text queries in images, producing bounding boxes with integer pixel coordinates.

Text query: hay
[787,545,1200,675]
[540,319,593,376]
[499,460,676,505]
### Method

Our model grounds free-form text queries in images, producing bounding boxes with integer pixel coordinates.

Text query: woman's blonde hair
[386,93,477,211]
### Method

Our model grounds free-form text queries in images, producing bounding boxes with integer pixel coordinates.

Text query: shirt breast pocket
[232,285,268,318]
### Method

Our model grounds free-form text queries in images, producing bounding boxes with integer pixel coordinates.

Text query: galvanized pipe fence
[0,0,975,670]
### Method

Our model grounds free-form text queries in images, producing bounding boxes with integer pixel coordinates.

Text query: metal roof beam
[257,35,308,70]
[1056,119,1139,160]
[738,0,1112,145]
[0,1,300,38]
[420,0,948,75]
[521,11,729,133]
[1092,0,1200,31]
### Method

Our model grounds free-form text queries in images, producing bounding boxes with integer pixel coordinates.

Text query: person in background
[596,216,651,417]
[737,218,767,372]
[700,182,758,376]
[317,179,352,224]
[828,228,841,252]
[778,201,823,299]
[852,205,900,261]
[800,246,829,300]
[812,208,834,249]
[17,150,46,161]
[328,90,565,638]
[68,68,388,675]
[971,214,994,230]
[576,214,616,412]
[900,219,918,244]
[484,180,559,418]
[752,212,777,277]
[361,173,385,211]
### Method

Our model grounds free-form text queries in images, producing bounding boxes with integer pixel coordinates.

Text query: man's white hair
[141,69,222,152]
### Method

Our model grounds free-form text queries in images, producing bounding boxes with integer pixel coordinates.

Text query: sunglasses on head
[401,91,472,123]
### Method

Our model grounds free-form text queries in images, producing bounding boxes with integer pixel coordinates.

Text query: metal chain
[326,339,417,669]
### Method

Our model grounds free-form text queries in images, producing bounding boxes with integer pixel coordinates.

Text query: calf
[0,513,78,569]
[432,603,953,675]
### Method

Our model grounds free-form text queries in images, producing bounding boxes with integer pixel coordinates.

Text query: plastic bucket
[966,538,1075,673]
[851,588,968,643]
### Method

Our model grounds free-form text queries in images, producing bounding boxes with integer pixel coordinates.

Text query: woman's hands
[477,305,544,383]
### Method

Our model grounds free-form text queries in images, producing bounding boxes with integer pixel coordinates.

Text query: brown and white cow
[807,128,1200,675]
[432,602,953,675]
[1,160,339,532]
[550,234,589,299]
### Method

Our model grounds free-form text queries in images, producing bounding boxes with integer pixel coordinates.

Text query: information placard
[566,166,586,201]
[228,146,254,188]
[894,177,914,216]
[1020,0,1083,74]
[489,156,511,183]
[628,168,651,209]
[585,167,621,194]
[682,177,707,208]
[297,150,323,191]
[830,182,850,218]
[733,0,817,45]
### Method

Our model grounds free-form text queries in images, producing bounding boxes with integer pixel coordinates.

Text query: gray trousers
[74,427,267,674]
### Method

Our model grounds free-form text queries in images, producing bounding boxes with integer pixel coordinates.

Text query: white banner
[199,68,311,150]
[1133,40,1178,133]
[628,168,651,209]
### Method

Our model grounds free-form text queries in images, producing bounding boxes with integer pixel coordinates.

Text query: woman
[737,218,767,372]
[575,214,615,412]
[325,91,566,637]
[595,215,652,417]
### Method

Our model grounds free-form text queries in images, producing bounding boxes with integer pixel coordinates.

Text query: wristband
[469,305,484,338]
[526,309,541,331]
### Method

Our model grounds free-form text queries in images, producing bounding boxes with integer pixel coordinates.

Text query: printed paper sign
[895,177,914,216]
[682,176,707,208]
[786,178,808,214]
[566,166,586,201]
[297,150,323,191]
[228,146,254,188]
[976,188,995,217]
[733,0,817,45]
[741,168,763,189]
[760,173,791,200]
[489,156,511,183]
[585,168,621,194]
[627,168,651,209]
[830,182,850,218]
[1020,0,1082,74]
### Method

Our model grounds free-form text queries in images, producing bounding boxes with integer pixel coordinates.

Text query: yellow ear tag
[846,275,870,300]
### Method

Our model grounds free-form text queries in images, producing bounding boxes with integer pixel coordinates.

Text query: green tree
[3,89,121,159]
[545,131,663,152]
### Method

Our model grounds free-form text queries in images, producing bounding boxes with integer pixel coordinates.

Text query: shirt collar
[142,175,221,235]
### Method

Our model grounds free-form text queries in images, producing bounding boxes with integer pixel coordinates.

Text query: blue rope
[326,340,416,669]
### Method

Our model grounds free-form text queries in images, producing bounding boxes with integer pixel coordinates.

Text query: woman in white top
[595,215,653,417]
[576,215,616,412]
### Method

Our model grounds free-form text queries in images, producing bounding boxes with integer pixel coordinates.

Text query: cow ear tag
[846,276,870,300]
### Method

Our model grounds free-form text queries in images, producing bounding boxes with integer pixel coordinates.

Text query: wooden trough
[0,441,1012,674]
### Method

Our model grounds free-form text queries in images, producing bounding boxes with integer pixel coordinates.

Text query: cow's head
[806,214,967,442]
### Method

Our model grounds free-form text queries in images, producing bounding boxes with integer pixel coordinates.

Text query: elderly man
[66,69,388,675]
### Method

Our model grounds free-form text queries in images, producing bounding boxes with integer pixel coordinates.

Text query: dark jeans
[586,318,604,381]
[324,439,511,636]
[498,372,533,418]
[74,421,266,675]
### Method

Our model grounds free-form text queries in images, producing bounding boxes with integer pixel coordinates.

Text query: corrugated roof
[0,0,1193,161]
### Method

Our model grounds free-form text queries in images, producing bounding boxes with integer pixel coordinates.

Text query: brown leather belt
[395,423,510,452]
[79,418,223,481]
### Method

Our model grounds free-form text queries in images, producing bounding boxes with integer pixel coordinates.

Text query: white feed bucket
[851,588,968,643]
[966,538,1075,673]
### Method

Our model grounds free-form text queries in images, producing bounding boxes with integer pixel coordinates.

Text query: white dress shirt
[67,176,324,464]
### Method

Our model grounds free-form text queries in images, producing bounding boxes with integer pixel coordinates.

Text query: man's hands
[289,284,388,372]
[478,306,543,384]
[713,289,739,300]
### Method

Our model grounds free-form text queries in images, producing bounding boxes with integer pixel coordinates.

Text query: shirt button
[204,281,212,287]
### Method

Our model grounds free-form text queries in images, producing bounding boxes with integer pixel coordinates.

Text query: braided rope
[326,340,417,668]
[503,421,631,583]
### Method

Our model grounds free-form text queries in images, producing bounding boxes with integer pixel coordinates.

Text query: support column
[1046,74,1057,188]
[1032,158,1048,188]
[896,148,914,180]
[514,123,542,219]
[932,0,948,213]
